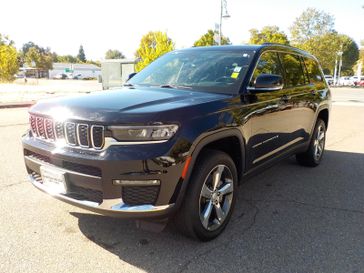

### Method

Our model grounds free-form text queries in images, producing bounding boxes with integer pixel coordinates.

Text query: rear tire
[296,118,326,167]
[175,149,238,241]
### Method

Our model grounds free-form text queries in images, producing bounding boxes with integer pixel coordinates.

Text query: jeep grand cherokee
[22,44,331,241]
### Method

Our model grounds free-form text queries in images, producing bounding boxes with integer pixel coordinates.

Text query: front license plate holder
[40,166,67,194]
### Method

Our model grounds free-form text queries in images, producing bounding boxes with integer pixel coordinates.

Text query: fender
[172,128,246,211]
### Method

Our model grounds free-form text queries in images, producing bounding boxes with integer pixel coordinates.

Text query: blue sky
[1,0,363,60]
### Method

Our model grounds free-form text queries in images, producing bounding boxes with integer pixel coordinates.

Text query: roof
[52,63,100,70]
[178,44,316,59]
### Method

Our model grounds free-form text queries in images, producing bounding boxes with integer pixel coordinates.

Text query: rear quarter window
[279,53,307,87]
[304,57,326,89]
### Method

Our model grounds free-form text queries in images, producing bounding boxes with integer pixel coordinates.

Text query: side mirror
[127,72,137,81]
[248,74,283,93]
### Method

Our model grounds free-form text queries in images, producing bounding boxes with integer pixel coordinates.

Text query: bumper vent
[29,115,104,150]
[122,186,160,206]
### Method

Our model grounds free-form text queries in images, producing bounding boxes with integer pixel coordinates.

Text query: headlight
[108,125,178,142]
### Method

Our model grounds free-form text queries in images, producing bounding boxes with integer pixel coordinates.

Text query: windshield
[129,49,255,94]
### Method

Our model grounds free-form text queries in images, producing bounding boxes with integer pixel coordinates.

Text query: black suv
[22,44,331,241]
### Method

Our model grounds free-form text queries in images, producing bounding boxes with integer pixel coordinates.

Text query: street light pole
[333,55,338,85]
[219,0,223,45]
[218,0,230,46]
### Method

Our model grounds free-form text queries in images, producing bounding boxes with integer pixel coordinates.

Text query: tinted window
[304,57,325,86]
[129,50,254,94]
[250,51,284,86]
[279,53,306,87]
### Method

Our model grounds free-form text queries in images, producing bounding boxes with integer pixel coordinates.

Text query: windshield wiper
[159,84,192,90]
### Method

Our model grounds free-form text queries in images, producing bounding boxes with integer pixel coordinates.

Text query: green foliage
[193,30,230,47]
[296,33,359,75]
[0,42,19,82]
[77,45,86,62]
[25,47,53,70]
[56,55,78,63]
[249,26,289,45]
[105,49,125,59]
[135,31,174,72]
[290,8,335,44]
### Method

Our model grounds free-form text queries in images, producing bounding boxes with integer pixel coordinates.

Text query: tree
[193,29,230,47]
[105,49,125,59]
[25,46,53,70]
[135,31,174,72]
[77,45,86,62]
[296,33,359,75]
[0,34,19,82]
[56,55,78,63]
[249,26,289,45]
[290,8,335,44]
[0,34,14,46]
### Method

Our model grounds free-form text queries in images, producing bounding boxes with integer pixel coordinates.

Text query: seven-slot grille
[29,115,104,149]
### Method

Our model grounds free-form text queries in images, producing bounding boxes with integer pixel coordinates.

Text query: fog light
[112,179,160,186]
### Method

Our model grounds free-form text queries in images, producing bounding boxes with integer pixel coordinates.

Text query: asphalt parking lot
[0,88,363,273]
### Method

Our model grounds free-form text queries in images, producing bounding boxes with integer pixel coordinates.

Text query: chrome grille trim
[44,118,55,140]
[91,125,105,150]
[77,124,90,148]
[29,114,105,150]
[64,122,77,146]
[36,116,46,138]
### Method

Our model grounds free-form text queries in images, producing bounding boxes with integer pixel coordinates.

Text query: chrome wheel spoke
[214,203,225,222]
[218,180,233,196]
[212,165,224,190]
[318,131,325,141]
[201,184,213,199]
[201,200,213,229]
[314,143,318,156]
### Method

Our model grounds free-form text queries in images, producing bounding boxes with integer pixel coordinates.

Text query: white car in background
[338,76,353,86]
[324,75,334,85]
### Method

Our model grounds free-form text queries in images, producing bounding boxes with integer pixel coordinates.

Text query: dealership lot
[0,88,363,273]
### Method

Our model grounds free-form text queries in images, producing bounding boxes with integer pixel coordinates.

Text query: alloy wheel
[314,124,325,160]
[199,165,234,231]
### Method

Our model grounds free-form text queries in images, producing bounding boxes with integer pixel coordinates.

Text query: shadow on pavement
[71,150,364,273]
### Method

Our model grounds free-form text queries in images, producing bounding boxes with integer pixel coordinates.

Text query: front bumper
[23,133,186,219]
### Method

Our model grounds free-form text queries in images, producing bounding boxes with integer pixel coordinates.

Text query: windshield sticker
[233,66,242,73]
[231,72,239,79]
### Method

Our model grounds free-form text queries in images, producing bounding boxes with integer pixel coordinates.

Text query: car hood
[29,87,230,123]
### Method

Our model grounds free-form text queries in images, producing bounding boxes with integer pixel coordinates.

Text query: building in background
[49,63,101,79]
[101,59,135,89]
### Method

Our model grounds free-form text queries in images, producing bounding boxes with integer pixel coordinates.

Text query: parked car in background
[351,76,364,86]
[359,79,364,87]
[73,74,82,80]
[324,75,334,85]
[338,76,352,86]
[53,73,67,80]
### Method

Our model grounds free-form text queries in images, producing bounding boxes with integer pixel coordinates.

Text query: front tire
[296,118,326,167]
[175,150,238,241]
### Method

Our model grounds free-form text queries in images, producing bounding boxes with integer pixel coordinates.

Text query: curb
[0,101,36,109]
